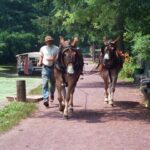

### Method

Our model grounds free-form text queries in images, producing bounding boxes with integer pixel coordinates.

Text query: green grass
[29,84,42,95]
[0,77,41,100]
[0,65,40,133]
[0,101,37,133]
[0,64,41,101]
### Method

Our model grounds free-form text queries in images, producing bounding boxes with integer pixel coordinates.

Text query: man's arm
[48,47,60,62]
[46,55,56,61]
[37,55,43,66]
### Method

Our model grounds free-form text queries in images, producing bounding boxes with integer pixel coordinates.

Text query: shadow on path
[35,101,150,124]
[71,101,150,123]
[77,81,137,89]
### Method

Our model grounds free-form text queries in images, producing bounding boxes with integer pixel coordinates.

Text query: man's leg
[49,70,55,102]
[42,73,49,107]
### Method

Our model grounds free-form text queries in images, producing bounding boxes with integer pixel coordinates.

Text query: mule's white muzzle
[104,53,109,60]
[67,64,74,74]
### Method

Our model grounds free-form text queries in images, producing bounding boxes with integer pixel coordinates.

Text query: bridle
[60,46,81,74]
[102,42,117,69]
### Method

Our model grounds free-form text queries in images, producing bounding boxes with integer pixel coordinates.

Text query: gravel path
[0,60,150,150]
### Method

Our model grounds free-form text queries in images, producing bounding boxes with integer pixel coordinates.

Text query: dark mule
[98,38,126,106]
[54,37,84,118]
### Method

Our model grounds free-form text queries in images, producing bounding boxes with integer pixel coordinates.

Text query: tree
[132,33,150,61]
[0,0,149,64]
[0,0,39,64]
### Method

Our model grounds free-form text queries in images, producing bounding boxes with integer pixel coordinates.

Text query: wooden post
[16,80,26,102]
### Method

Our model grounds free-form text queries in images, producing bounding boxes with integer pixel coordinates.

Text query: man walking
[38,35,59,107]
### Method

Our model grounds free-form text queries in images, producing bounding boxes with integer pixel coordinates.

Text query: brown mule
[54,37,84,118]
[98,38,127,106]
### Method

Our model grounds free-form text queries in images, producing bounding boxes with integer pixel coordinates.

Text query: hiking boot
[51,95,54,100]
[43,100,49,108]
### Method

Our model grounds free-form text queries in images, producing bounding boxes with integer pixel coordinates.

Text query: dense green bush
[132,33,150,61]
[119,57,137,79]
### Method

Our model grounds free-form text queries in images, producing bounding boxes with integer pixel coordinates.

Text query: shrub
[132,33,150,61]
[119,57,137,79]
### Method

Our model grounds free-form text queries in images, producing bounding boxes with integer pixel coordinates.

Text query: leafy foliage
[119,57,137,79]
[132,33,150,61]
[0,0,39,63]
[0,0,149,73]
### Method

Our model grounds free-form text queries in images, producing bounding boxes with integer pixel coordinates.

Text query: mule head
[61,48,78,75]
[103,40,117,69]
[59,36,81,74]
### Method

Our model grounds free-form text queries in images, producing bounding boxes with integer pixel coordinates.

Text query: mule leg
[64,87,71,118]
[61,86,66,106]
[108,80,113,105]
[108,93,113,105]
[102,73,109,103]
[104,84,109,103]
[68,87,75,113]
[108,71,118,106]
[57,86,64,112]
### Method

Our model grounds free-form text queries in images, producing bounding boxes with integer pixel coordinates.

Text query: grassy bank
[0,77,41,100]
[0,65,41,100]
[0,101,37,133]
[0,65,39,133]
[29,84,42,95]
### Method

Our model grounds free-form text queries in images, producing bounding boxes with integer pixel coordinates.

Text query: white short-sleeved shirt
[40,45,59,66]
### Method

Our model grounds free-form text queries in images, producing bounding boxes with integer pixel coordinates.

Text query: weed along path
[1,60,150,150]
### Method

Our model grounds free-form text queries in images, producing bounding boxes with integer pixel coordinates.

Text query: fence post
[16,80,26,102]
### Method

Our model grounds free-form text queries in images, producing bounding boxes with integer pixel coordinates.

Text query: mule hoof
[63,115,69,120]
[109,103,114,107]
[104,101,108,104]
[59,105,65,112]
[108,100,113,106]
[69,108,74,113]
[59,108,63,112]
[104,98,108,102]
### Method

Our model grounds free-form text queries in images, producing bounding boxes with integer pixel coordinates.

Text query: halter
[102,42,118,69]
[59,46,83,74]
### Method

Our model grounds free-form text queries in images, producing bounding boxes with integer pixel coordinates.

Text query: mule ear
[102,36,109,45]
[59,36,66,47]
[71,37,78,47]
[60,36,65,44]
[112,36,120,44]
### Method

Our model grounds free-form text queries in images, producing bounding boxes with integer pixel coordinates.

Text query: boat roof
[16,52,40,58]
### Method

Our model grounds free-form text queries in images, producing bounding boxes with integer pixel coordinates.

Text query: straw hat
[44,35,53,42]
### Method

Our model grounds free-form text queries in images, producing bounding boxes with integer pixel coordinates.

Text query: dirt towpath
[0,60,150,150]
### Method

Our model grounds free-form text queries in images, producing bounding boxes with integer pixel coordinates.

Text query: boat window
[29,57,39,66]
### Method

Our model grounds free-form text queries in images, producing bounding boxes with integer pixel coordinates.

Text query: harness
[55,46,84,86]
[97,43,125,83]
